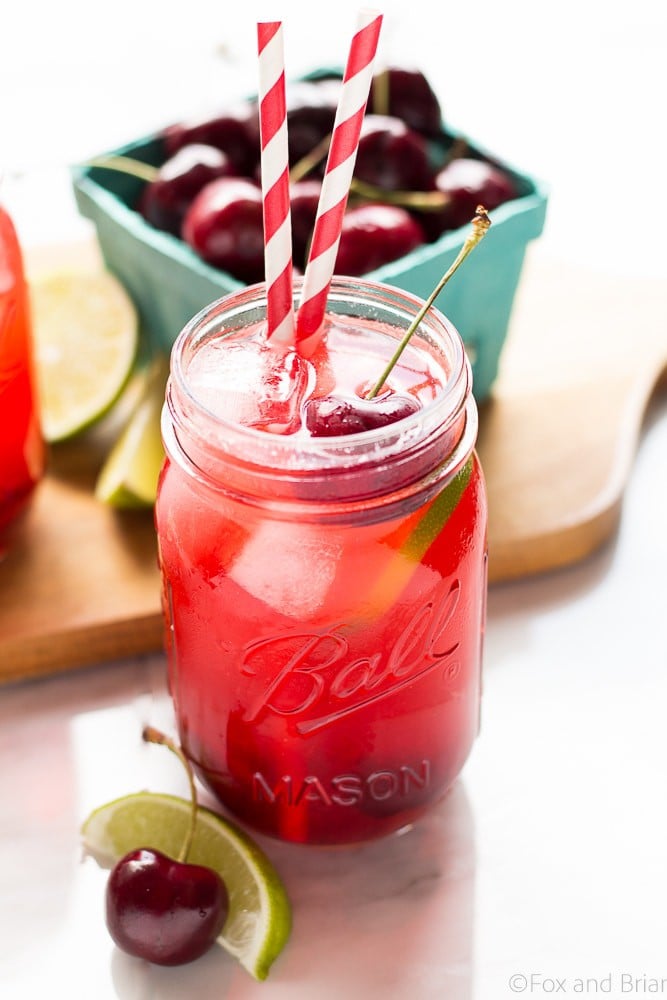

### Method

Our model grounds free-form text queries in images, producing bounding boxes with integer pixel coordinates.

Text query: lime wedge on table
[30,270,138,442]
[81,791,292,980]
[95,356,168,508]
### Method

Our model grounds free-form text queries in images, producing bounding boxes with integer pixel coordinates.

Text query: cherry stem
[372,67,390,116]
[288,133,331,183]
[289,149,451,210]
[365,205,492,400]
[350,177,449,210]
[142,726,198,863]
[441,136,470,166]
[86,155,158,183]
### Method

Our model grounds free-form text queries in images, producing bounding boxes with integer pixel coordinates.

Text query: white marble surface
[2,1,667,997]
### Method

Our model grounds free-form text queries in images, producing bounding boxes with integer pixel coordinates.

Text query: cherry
[163,102,260,175]
[369,66,442,136]
[104,727,229,967]
[289,179,321,269]
[335,203,425,276]
[354,115,435,194]
[420,157,519,241]
[286,78,341,166]
[138,144,238,236]
[106,848,228,966]
[182,177,265,282]
[304,392,420,437]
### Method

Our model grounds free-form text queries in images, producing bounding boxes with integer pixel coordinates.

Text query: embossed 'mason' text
[252,760,431,807]
[239,579,461,733]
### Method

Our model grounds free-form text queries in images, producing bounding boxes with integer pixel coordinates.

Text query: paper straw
[295,9,383,354]
[257,21,295,344]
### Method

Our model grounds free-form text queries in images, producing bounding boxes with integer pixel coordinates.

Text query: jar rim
[168,275,471,479]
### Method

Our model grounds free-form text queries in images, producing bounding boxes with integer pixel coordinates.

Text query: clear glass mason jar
[156,276,487,845]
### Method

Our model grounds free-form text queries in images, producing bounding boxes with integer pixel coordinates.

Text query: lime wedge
[30,270,139,442]
[400,456,473,560]
[81,791,292,980]
[95,356,168,508]
[362,457,475,617]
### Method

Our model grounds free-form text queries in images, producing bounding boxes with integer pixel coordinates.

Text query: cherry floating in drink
[304,390,420,436]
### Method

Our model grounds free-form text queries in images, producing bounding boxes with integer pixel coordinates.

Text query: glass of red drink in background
[156,277,487,845]
[0,200,44,545]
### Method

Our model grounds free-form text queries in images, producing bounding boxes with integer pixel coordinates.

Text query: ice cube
[187,337,310,433]
[229,522,342,619]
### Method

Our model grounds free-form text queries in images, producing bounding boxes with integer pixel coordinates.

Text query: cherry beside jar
[155,277,487,845]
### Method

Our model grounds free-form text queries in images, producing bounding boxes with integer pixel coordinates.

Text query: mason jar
[156,276,487,845]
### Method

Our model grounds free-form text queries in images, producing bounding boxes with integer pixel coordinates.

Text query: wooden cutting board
[1,243,665,684]
[479,255,667,580]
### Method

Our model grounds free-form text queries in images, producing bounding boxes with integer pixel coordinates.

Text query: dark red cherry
[421,157,519,240]
[369,66,442,136]
[138,144,238,236]
[335,203,425,277]
[105,848,228,966]
[304,392,420,436]
[182,177,265,283]
[354,115,435,193]
[163,102,260,175]
[290,179,321,269]
[286,78,341,166]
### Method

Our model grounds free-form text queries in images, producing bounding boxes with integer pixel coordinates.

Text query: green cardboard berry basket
[71,96,547,402]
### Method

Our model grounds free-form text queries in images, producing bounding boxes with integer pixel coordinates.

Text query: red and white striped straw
[295,8,383,354]
[257,21,295,345]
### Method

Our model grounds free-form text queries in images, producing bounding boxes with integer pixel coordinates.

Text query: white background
[2,0,666,277]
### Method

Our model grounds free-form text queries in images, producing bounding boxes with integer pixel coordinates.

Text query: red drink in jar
[0,203,44,538]
[156,277,487,845]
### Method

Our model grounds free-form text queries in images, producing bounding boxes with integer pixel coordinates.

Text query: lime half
[95,355,168,508]
[30,270,139,442]
[81,791,292,980]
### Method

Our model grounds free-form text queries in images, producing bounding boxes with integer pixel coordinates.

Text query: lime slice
[81,791,292,980]
[30,270,139,442]
[95,356,168,507]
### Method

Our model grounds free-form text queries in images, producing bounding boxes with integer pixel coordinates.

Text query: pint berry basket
[71,74,548,402]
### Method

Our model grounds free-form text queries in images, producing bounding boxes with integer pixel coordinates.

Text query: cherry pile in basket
[138,67,521,284]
